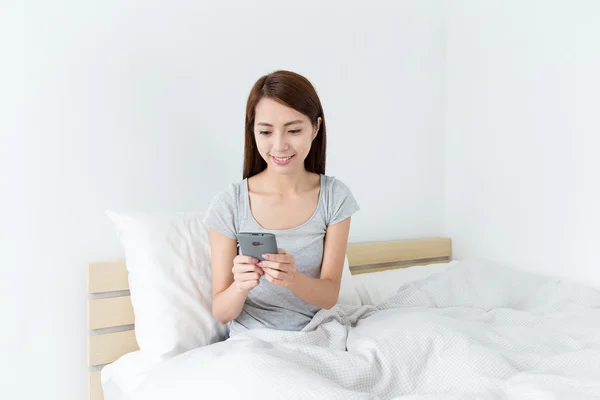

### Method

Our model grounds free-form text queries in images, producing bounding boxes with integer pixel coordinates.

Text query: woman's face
[253,97,321,175]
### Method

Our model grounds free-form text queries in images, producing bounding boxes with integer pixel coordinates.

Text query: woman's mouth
[272,155,295,166]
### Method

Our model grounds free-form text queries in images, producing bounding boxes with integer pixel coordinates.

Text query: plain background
[1,1,599,399]
[1,1,444,398]
[444,0,600,286]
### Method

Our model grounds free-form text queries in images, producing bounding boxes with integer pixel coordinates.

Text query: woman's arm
[209,229,254,324]
[260,217,352,309]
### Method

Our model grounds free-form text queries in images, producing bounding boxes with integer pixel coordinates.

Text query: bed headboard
[86,237,451,400]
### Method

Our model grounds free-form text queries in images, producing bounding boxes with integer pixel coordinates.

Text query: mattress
[101,350,160,400]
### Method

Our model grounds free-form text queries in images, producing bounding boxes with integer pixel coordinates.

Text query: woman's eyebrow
[256,120,304,127]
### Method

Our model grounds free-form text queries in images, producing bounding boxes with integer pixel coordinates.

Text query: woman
[203,70,359,336]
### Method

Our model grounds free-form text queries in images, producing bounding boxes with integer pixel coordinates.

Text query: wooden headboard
[86,237,451,400]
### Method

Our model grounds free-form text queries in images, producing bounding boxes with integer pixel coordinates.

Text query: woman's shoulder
[208,179,246,204]
[320,174,360,225]
[203,179,247,239]
[321,174,355,197]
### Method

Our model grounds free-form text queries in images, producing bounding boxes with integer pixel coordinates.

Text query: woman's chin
[268,162,302,175]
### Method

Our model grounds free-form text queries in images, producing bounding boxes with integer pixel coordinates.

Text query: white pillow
[106,211,228,360]
[337,255,362,306]
[352,261,460,306]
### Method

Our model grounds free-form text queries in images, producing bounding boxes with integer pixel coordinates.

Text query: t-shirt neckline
[242,174,324,232]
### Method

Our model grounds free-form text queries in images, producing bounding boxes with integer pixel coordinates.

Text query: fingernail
[262,254,270,260]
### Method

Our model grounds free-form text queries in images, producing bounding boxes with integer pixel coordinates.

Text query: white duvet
[131,259,600,400]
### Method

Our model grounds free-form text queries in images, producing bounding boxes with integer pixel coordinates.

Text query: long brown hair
[243,70,327,179]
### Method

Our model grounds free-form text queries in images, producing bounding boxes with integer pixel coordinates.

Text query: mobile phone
[236,232,278,261]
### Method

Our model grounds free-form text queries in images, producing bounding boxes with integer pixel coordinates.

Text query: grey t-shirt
[203,174,360,335]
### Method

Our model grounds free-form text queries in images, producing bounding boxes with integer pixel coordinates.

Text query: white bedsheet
[131,259,600,399]
[101,351,161,400]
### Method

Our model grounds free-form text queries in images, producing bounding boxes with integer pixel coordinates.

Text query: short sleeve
[202,184,239,240]
[327,177,360,226]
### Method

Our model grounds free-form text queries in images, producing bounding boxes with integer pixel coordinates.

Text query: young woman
[203,70,359,336]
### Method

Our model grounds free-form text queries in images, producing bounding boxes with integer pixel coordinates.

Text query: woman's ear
[312,117,322,140]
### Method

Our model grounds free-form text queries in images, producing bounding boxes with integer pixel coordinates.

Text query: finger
[234,255,259,264]
[259,260,288,271]
[277,248,287,254]
[237,272,261,282]
[242,265,264,275]
[264,273,284,285]
[234,263,263,274]
[263,268,285,279]
[262,253,291,263]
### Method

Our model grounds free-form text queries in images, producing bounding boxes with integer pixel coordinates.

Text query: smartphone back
[237,232,278,261]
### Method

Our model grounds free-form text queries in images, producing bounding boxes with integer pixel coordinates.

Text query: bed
[87,237,453,399]
[87,236,600,399]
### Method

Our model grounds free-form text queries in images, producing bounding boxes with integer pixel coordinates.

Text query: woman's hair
[243,70,327,179]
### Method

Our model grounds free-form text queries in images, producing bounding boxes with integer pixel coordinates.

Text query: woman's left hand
[258,248,297,288]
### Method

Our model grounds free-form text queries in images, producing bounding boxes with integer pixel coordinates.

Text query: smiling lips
[272,155,295,165]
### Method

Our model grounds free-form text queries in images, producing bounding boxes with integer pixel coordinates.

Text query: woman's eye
[289,129,301,134]
[259,131,272,135]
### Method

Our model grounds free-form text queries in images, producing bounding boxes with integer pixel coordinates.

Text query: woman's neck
[256,169,314,196]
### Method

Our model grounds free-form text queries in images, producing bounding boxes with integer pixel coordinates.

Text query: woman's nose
[272,131,288,151]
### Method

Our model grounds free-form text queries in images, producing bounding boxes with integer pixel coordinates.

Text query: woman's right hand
[232,255,264,292]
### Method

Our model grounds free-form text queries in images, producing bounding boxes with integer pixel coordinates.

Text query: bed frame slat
[350,258,450,275]
[87,296,135,330]
[346,238,451,269]
[88,371,102,400]
[88,329,139,367]
[88,261,129,293]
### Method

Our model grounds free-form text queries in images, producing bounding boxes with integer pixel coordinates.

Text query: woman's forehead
[255,98,308,123]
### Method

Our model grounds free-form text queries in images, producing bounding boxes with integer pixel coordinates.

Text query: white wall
[0,1,445,398]
[444,0,600,287]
